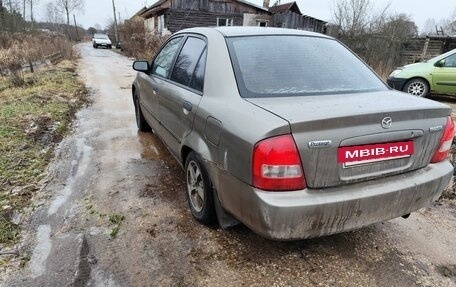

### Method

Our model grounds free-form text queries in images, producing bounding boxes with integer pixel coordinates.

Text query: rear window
[226,36,387,98]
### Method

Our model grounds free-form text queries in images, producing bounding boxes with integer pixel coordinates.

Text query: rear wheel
[403,78,429,97]
[185,152,216,224]
[133,91,150,132]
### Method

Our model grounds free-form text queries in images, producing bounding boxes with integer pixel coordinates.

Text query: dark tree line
[0,0,28,32]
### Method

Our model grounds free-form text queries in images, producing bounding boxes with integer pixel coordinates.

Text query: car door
[137,36,184,130]
[432,53,456,95]
[157,36,207,157]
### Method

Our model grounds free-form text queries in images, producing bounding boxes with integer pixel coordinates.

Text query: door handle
[183,101,193,114]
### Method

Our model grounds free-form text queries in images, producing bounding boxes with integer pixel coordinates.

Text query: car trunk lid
[246,91,451,188]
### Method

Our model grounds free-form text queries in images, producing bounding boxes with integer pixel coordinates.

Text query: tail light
[252,134,306,191]
[431,116,455,163]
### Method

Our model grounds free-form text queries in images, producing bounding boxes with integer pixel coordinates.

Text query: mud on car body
[131,27,454,240]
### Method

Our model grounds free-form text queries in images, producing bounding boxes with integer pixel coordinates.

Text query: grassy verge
[0,60,88,246]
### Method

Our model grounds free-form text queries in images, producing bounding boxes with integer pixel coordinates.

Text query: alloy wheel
[407,82,426,96]
[186,160,204,212]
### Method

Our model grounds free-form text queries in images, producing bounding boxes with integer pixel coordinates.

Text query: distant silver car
[132,27,454,240]
[92,33,112,49]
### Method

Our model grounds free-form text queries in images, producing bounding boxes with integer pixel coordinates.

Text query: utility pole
[23,0,25,20]
[111,0,118,45]
[73,14,80,41]
[30,0,33,29]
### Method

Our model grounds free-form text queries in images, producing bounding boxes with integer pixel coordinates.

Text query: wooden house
[137,0,271,35]
[134,0,326,35]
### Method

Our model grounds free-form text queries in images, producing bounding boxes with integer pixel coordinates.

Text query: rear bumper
[387,77,407,91]
[213,161,453,240]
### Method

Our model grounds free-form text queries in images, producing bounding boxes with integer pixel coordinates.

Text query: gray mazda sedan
[131,27,454,240]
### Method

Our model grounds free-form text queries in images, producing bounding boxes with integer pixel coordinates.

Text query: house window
[257,20,268,27]
[157,15,165,33]
[217,18,233,26]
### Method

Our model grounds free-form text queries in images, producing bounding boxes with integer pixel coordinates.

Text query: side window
[189,49,207,92]
[152,37,183,78]
[170,37,206,89]
[444,54,456,68]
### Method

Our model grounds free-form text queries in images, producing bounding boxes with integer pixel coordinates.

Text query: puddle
[29,225,52,278]
[48,138,92,215]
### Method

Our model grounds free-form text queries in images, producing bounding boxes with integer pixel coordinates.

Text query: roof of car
[179,27,332,38]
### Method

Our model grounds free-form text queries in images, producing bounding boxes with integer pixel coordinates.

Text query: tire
[403,78,429,97]
[133,91,151,132]
[108,45,112,49]
[185,152,216,225]
[94,44,98,49]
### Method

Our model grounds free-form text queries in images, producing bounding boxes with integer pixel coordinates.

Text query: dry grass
[0,60,88,245]
[119,17,168,60]
[0,32,74,85]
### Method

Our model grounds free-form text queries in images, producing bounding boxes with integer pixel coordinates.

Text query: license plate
[338,141,414,167]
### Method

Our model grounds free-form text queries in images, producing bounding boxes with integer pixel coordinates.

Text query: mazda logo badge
[381,117,392,129]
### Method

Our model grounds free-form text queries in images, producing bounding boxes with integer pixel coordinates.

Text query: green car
[387,49,456,97]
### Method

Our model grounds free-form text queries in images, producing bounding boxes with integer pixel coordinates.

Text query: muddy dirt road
[2,43,456,287]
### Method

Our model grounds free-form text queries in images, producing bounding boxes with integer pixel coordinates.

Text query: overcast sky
[38,0,456,31]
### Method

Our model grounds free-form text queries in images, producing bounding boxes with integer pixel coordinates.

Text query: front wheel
[185,152,216,224]
[403,78,429,97]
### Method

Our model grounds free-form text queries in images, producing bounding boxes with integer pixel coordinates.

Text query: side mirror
[133,61,149,73]
[435,59,445,68]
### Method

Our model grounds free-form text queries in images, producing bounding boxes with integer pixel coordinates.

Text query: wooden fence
[0,51,63,75]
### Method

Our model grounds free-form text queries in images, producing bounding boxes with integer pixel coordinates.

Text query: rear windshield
[226,36,387,98]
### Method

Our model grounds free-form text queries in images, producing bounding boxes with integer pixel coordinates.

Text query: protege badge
[309,140,332,148]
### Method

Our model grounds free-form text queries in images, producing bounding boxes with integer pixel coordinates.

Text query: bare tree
[331,0,419,78]
[27,0,38,26]
[46,1,62,24]
[0,0,5,29]
[440,9,456,36]
[422,18,436,36]
[56,0,83,27]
